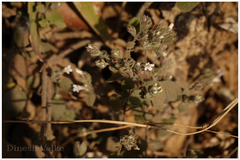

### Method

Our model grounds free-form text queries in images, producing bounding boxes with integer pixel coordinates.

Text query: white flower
[63,65,73,74]
[144,62,155,71]
[168,23,174,30]
[73,84,86,93]
[76,68,84,75]
[162,52,168,57]
[212,69,224,83]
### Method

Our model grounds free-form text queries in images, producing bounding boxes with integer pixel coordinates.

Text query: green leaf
[59,78,73,91]
[41,42,53,53]
[109,94,122,109]
[176,2,199,12]
[38,18,49,28]
[85,93,96,107]
[128,90,144,106]
[45,9,66,29]
[73,2,110,41]
[177,102,189,113]
[26,74,41,89]
[159,81,182,102]
[149,139,164,150]
[3,85,27,117]
[121,78,135,90]
[29,21,43,62]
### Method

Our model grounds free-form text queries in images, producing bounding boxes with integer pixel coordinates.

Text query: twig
[46,76,52,135]
[3,98,238,139]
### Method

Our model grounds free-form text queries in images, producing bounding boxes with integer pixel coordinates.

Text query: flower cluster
[120,133,140,151]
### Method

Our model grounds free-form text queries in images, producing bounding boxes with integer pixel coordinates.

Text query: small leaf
[38,19,49,28]
[126,42,136,51]
[59,78,73,91]
[121,78,135,90]
[85,93,96,107]
[176,2,199,12]
[26,73,41,89]
[74,141,87,157]
[41,42,53,53]
[45,9,66,29]
[109,66,118,72]
[29,21,43,61]
[177,102,189,113]
[159,81,182,102]
[128,90,144,106]
[149,139,164,151]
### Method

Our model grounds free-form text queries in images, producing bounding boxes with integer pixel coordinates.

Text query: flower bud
[111,48,122,59]
[86,44,101,56]
[127,25,136,37]
[140,15,152,31]
[149,82,163,95]
[95,59,108,69]
[194,95,205,104]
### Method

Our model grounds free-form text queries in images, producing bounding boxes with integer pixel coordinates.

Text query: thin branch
[3,98,238,139]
